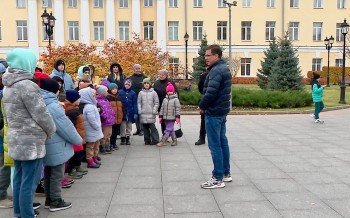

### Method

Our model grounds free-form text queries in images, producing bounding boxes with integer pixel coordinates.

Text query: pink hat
[166,82,175,93]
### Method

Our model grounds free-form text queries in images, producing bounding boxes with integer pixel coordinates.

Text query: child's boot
[100,144,106,155]
[93,156,101,165]
[157,137,168,147]
[104,144,112,154]
[171,136,177,146]
[126,136,131,145]
[110,144,115,151]
[120,137,126,145]
[87,159,99,168]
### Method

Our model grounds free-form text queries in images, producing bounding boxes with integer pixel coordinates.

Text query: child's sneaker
[49,199,72,212]
[45,198,51,209]
[310,114,315,118]
[201,177,225,189]
[104,145,112,154]
[223,174,232,182]
[113,144,119,150]
[110,144,115,151]
[75,166,88,175]
[0,199,13,208]
[315,119,324,124]
[61,179,72,189]
[68,169,83,179]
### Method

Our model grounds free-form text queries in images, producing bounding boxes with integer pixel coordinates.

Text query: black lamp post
[339,19,349,104]
[324,35,334,87]
[223,0,237,73]
[184,32,189,80]
[41,9,56,46]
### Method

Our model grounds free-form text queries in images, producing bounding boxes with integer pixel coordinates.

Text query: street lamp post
[41,9,56,46]
[223,0,237,73]
[339,19,349,104]
[184,32,189,80]
[324,35,334,87]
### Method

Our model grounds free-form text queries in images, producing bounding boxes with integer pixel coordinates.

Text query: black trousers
[143,123,160,143]
[135,117,143,133]
[110,124,121,145]
[161,119,166,136]
[66,150,84,173]
[199,112,206,139]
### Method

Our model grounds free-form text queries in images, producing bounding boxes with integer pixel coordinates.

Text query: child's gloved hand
[159,118,163,124]
[134,114,138,121]
[176,118,180,124]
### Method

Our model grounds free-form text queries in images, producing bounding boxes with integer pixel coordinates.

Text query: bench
[338,76,350,85]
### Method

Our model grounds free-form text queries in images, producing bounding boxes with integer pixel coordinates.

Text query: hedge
[307,66,350,85]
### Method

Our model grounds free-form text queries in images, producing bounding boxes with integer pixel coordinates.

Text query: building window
[312,58,322,71]
[336,23,344,42]
[194,0,203,7]
[218,0,226,7]
[169,0,178,7]
[243,0,252,7]
[119,0,128,8]
[169,57,180,74]
[289,22,299,40]
[241,58,251,76]
[290,0,299,7]
[267,0,276,7]
[143,21,154,40]
[168,21,179,40]
[313,22,322,41]
[265,21,276,41]
[17,20,27,41]
[217,21,227,40]
[42,23,54,41]
[241,21,252,40]
[68,0,77,8]
[68,21,79,40]
[313,0,323,8]
[336,59,343,67]
[17,0,26,8]
[93,21,104,41]
[94,0,103,8]
[193,21,203,41]
[144,0,153,7]
[119,21,129,41]
[337,0,346,8]
[42,0,53,8]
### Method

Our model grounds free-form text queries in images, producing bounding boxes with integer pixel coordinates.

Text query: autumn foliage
[39,35,169,79]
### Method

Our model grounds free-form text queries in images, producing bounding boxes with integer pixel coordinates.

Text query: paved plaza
[1,109,350,218]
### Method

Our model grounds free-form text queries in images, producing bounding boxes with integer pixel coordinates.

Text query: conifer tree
[192,34,208,81]
[256,39,279,89]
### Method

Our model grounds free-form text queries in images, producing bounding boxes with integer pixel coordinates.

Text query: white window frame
[336,23,344,42]
[169,0,178,7]
[218,0,227,7]
[119,21,129,41]
[42,23,54,41]
[68,21,79,40]
[193,0,203,7]
[312,58,322,71]
[94,0,103,8]
[290,0,299,8]
[42,0,53,8]
[337,0,346,8]
[313,0,323,8]
[193,21,203,41]
[119,0,128,8]
[267,0,276,8]
[168,21,179,41]
[68,0,78,8]
[265,21,276,41]
[143,21,154,40]
[241,58,251,76]
[313,22,322,41]
[336,59,343,67]
[241,21,252,41]
[144,0,153,7]
[17,0,26,8]
[289,22,299,40]
[17,20,28,41]
[93,21,104,41]
[242,0,252,7]
[217,21,227,40]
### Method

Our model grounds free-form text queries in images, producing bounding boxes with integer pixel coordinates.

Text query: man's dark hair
[206,45,222,58]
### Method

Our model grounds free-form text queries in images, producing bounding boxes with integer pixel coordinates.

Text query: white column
[27,0,39,57]
[132,0,141,36]
[157,0,166,52]
[106,0,116,39]
[54,0,65,46]
[80,0,90,45]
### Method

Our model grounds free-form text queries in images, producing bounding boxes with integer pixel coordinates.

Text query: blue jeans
[205,115,230,181]
[13,159,42,218]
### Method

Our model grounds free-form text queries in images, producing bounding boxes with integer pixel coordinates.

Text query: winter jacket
[128,73,147,96]
[312,83,324,103]
[106,93,123,124]
[1,99,13,167]
[65,100,86,152]
[107,63,126,90]
[119,87,138,123]
[154,78,179,112]
[58,87,66,102]
[96,95,116,126]
[137,88,159,124]
[77,66,92,81]
[199,59,232,116]
[79,88,104,142]
[159,94,181,121]
[51,69,74,91]
[41,90,82,166]
[3,68,56,161]
[198,72,208,94]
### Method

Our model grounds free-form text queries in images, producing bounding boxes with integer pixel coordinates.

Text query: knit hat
[109,83,118,90]
[52,76,64,84]
[40,78,60,94]
[6,48,37,74]
[101,79,110,88]
[0,58,8,68]
[0,63,6,74]
[66,90,80,103]
[313,73,320,80]
[142,78,151,84]
[54,59,65,71]
[96,85,108,96]
[166,82,175,93]
[82,66,90,73]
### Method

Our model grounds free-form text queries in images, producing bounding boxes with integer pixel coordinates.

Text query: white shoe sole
[49,204,72,212]
[201,183,226,189]
[223,177,232,182]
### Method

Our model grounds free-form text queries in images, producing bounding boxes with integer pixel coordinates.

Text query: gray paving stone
[163,181,209,196]
[288,172,342,184]
[219,201,282,218]
[303,183,350,200]
[123,157,160,167]
[306,158,347,167]
[162,169,205,182]
[265,193,328,210]
[241,168,289,180]
[165,212,223,218]
[62,182,116,198]
[106,204,163,218]
[233,159,276,169]
[164,194,220,214]
[276,162,318,173]
[326,199,350,217]
[253,179,307,193]
[117,175,162,189]
[120,165,161,176]
[212,185,266,203]
[161,160,201,171]
[111,188,163,205]
[280,208,343,218]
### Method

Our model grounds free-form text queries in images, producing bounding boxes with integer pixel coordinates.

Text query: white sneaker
[310,114,315,118]
[314,119,324,124]
[223,174,232,182]
[201,177,225,189]
[0,199,13,208]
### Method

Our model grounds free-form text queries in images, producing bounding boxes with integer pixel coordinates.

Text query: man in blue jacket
[199,45,232,189]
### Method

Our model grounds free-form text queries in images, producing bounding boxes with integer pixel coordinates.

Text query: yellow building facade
[0,0,349,77]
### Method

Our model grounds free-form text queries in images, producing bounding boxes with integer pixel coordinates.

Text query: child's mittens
[159,118,163,124]
[176,118,180,124]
